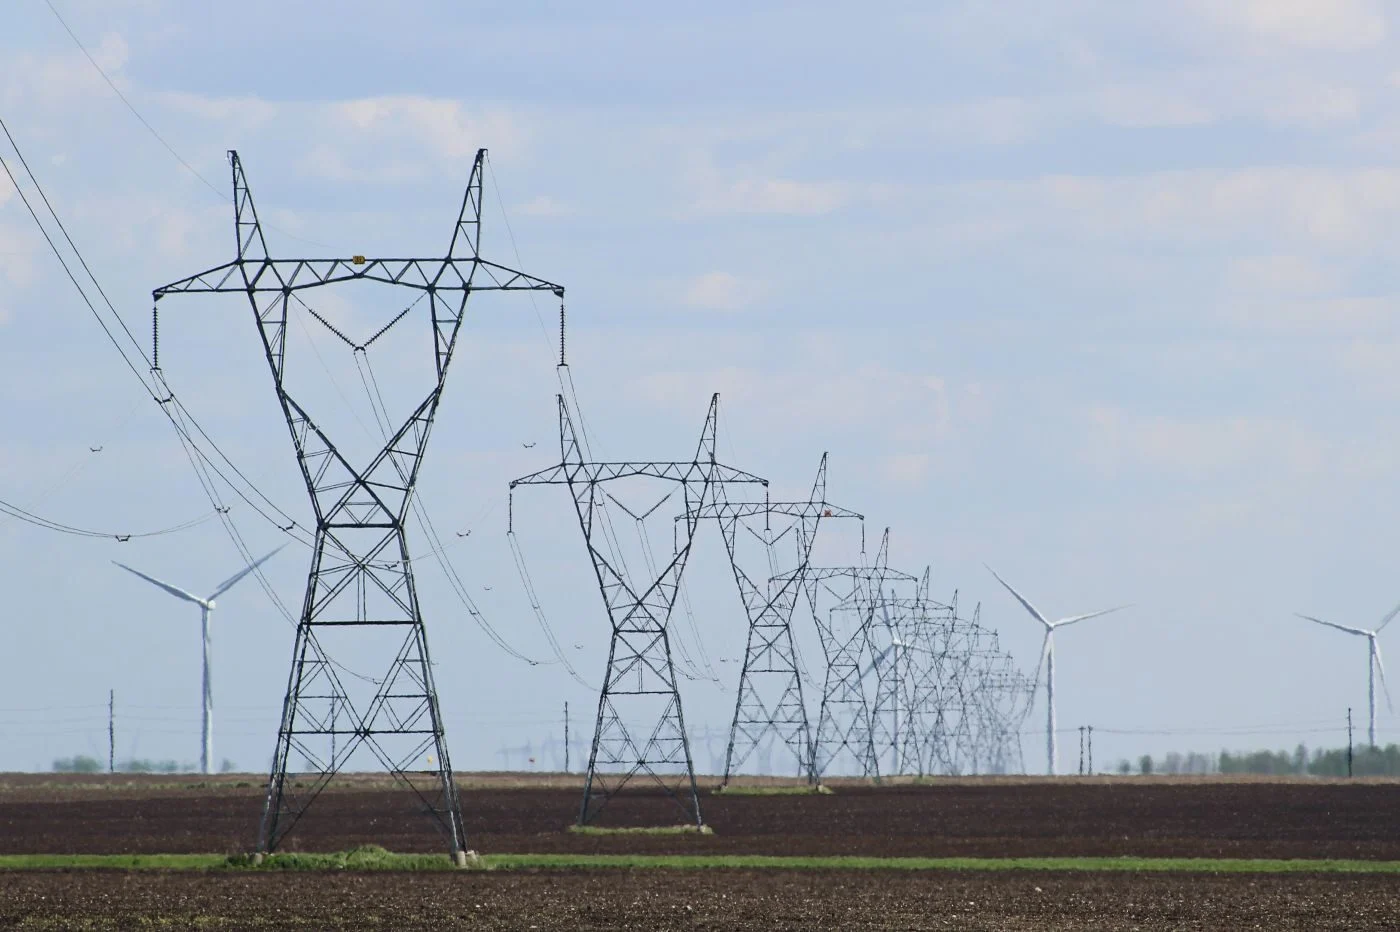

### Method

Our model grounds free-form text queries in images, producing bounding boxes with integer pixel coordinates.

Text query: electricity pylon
[153,149,562,860]
[688,454,861,785]
[510,394,765,826]
[792,529,895,781]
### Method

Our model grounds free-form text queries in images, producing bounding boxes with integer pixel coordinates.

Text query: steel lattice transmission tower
[153,149,563,859]
[510,394,764,826]
[689,454,861,785]
[791,529,899,781]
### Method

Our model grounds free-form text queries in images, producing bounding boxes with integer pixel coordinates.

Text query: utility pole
[1348,708,1354,778]
[154,148,563,862]
[1078,726,1085,775]
[108,690,115,774]
[563,702,569,775]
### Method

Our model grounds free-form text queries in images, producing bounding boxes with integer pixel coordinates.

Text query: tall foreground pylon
[510,394,765,825]
[154,150,563,858]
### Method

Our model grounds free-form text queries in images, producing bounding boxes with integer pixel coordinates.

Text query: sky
[3,0,1400,778]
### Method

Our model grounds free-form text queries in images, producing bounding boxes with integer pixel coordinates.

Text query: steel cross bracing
[778,529,898,781]
[510,394,765,826]
[867,592,1034,777]
[864,587,955,777]
[859,571,923,778]
[688,453,862,785]
[153,149,563,859]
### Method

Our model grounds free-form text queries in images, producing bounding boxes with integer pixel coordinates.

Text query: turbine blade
[1376,641,1394,715]
[984,565,1050,626]
[208,544,287,600]
[1054,605,1131,629]
[1379,602,1400,633]
[113,561,204,605]
[860,644,895,681]
[1296,614,1370,637]
[1027,632,1051,700]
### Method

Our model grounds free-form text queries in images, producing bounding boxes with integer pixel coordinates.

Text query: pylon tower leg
[257,527,465,854]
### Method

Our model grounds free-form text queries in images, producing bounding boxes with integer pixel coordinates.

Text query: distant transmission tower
[510,394,764,826]
[153,149,563,860]
[689,454,861,785]
[797,529,895,781]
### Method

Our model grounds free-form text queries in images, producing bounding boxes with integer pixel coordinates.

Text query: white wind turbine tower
[114,545,285,774]
[986,566,1127,776]
[1296,605,1399,748]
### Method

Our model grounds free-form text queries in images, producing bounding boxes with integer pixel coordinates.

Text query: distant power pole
[564,702,570,775]
[1087,725,1094,774]
[1078,726,1085,775]
[108,690,115,774]
[1348,708,1354,778]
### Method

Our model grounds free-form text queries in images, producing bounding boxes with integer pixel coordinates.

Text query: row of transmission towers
[511,394,1036,827]
[153,145,1034,859]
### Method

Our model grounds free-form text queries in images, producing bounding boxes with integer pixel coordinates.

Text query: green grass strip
[567,824,714,836]
[3,851,1400,874]
[712,784,834,796]
[483,854,1400,874]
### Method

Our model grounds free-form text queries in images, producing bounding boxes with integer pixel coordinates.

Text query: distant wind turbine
[985,566,1128,776]
[114,545,285,774]
[1297,604,1400,748]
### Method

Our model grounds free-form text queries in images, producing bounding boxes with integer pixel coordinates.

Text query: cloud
[515,195,570,217]
[156,91,279,131]
[633,356,952,441]
[1224,255,1340,294]
[694,178,858,216]
[0,32,129,109]
[940,166,1400,253]
[332,96,527,162]
[1083,406,1323,480]
[681,271,753,312]
[1193,0,1388,50]
[880,453,933,484]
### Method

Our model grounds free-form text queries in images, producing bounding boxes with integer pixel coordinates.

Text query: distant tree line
[1116,744,1400,777]
[52,756,238,773]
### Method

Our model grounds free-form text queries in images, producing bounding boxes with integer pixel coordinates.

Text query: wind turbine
[114,545,285,774]
[1297,605,1399,748]
[985,566,1127,776]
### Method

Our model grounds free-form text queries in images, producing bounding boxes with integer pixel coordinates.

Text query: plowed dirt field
[0,774,1396,859]
[3,868,1398,930]
[4,776,1399,929]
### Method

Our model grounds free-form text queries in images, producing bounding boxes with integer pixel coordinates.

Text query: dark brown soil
[0,776,1397,859]
[2,868,1398,931]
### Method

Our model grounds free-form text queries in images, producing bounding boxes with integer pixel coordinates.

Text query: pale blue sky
[3,0,1400,775]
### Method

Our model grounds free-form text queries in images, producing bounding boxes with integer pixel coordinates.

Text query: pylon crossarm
[511,460,763,487]
[153,256,563,300]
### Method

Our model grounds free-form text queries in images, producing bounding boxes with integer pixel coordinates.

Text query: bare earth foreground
[3,869,1399,931]
[2,774,1399,929]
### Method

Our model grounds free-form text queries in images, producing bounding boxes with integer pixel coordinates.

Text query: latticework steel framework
[868,591,1034,777]
[153,149,562,858]
[688,453,861,784]
[510,394,765,825]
